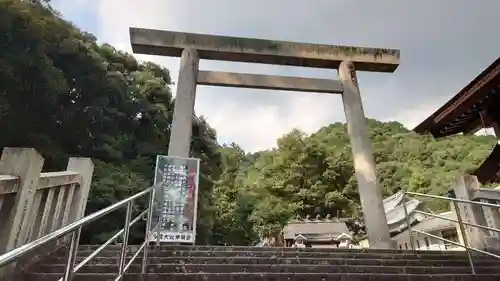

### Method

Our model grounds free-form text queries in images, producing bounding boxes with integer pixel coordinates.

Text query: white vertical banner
[149,155,200,244]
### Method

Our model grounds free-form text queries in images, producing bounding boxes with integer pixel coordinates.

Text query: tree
[0,0,221,244]
[211,120,496,244]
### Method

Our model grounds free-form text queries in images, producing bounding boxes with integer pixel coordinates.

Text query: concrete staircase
[23,245,500,280]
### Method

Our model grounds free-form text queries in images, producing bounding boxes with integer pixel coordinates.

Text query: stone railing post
[468,187,500,251]
[0,148,44,253]
[66,158,94,223]
[452,174,489,250]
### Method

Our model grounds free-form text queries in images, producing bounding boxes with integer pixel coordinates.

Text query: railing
[403,191,500,274]
[0,148,94,255]
[0,180,159,281]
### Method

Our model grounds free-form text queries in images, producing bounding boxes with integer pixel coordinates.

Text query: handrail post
[141,188,155,274]
[62,228,80,281]
[453,201,475,274]
[156,185,161,246]
[403,194,415,250]
[118,201,133,278]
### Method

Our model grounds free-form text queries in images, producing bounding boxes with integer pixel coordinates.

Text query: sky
[51,0,499,152]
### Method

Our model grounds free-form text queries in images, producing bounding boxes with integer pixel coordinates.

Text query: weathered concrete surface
[0,148,44,252]
[68,249,495,260]
[0,171,81,195]
[66,157,94,223]
[36,264,499,274]
[0,149,96,281]
[338,61,393,249]
[75,244,493,255]
[23,272,500,281]
[22,245,500,281]
[46,256,499,267]
[197,71,343,94]
[168,48,199,158]
[129,28,400,72]
[453,174,490,249]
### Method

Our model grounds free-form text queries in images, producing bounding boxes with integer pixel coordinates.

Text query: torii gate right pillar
[339,61,394,249]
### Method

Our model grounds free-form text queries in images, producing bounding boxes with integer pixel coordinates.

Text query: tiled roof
[383,191,424,233]
[283,220,350,240]
[392,211,456,240]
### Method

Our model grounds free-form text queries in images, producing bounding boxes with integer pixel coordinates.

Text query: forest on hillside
[1,0,497,245]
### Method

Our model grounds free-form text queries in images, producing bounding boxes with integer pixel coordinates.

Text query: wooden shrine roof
[413,57,500,184]
[413,57,500,138]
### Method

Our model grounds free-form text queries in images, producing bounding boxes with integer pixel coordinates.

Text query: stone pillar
[338,61,394,249]
[452,174,489,250]
[67,158,94,222]
[480,198,500,238]
[168,48,199,158]
[0,148,44,253]
[480,197,500,252]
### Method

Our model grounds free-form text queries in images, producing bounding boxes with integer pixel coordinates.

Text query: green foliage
[0,0,220,244]
[211,121,496,244]
[1,0,497,247]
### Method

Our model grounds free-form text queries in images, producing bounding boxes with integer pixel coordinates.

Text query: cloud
[203,90,343,151]
[52,0,500,152]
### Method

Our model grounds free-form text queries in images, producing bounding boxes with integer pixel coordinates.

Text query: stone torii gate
[129,27,400,249]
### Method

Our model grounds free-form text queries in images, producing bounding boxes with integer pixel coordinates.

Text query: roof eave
[413,57,500,138]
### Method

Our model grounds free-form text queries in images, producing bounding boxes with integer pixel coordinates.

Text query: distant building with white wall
[359,191,464,251]
[391,211,464,251]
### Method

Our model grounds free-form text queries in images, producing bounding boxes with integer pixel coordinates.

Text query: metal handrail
[0,182,159,281]
[413,209,500,234]
[402,190,500,275]
[412,229,500,259]
[405,191,500,209]
[71,209,148,275]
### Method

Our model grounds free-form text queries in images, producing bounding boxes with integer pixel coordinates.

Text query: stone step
[64,249,494,261]
[23,272,500,281]
[45,256,500,266]
[77,245,480,256]
[33,263,497,274]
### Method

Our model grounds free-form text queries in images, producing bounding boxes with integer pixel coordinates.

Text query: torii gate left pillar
[339,61,394,249]
[129,27,400,248]
[167,48,199,157]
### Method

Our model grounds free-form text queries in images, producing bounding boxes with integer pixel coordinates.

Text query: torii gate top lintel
[129,27,400,73]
